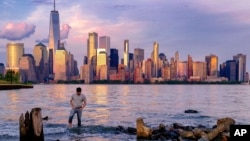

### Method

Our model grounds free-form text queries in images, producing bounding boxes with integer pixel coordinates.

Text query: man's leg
[76,109,82,127]
[68,109,76,127]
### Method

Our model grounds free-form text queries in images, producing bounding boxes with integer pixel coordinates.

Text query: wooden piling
[19,108,44,141]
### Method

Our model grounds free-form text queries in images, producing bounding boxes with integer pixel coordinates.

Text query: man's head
[76,87,81,95]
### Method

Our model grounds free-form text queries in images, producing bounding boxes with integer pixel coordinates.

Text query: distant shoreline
[0,84,33,90]
[37,80,246,85]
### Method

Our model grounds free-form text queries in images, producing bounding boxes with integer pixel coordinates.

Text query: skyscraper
[6,43,24,70]
[124,40,129,70]
[33,43,49,82]
[134,48,144,68]
[19,54,37,82]
[205,54,218,77]
[54,48,69,81]
[110,48,119,69]
[87,32,98,76]
[187,55,193,79]
[0,63,5,76]
[233,54,246,81]
[99,36,110,56]
[192,61,207,81]
[225,60,237,81]
[97,48,108,80]
[48,0,60,77]
[152,42,159,77]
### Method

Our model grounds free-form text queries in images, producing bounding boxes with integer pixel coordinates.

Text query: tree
[4,70,20,84]
[0,74,3,80]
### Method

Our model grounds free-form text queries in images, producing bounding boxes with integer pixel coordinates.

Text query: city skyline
[0,0,250,71]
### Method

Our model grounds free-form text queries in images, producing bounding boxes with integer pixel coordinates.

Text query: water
[0,84,250,141]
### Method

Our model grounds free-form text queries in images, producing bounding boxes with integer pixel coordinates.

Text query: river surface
[0,84,250,141]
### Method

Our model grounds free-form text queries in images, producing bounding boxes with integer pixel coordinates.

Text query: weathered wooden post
[19,108,44,141]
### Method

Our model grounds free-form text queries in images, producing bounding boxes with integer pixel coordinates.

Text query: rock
[159,123,166,132]
[127,127,136,134]
[116,125,126,133]
[136,118,152,139]
[184,109,198,114]
[193,128,207,139]
[198,117,235,141]
[198,137,209,141]
[180,131,195,139]
[173,123,185,129]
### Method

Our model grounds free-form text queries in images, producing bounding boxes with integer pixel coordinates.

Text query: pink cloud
[0,22,36,41]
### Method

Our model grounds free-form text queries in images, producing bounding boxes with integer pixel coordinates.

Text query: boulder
[184,109,198,113]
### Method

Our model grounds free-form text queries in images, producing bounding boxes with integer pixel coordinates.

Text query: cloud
[0,22,36,41]
[36,24,71,43]
[60,24,71,40]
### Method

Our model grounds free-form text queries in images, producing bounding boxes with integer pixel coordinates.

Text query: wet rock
[184,109,198,114]
[192,128,206,138]
[127,127,136,134]
[180,131,195,139]
[173,123,185,129]
[116,125,126,133]
[159,123,166,132]
[198,117,235,141]
[136,118,152,139]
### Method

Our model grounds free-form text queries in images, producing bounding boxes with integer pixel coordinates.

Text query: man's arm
[81,96,87,109]
[70,96,74,109]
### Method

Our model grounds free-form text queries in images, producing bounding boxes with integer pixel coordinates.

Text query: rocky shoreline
[0,84,33,90]
[115,117,234,141]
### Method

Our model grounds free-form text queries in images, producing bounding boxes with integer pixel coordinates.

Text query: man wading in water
[68,87,87,127]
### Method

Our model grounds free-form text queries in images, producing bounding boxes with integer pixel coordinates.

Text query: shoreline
[0,84,33,90]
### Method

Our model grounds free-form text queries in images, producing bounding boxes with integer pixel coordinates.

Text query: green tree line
[0,70,20,84]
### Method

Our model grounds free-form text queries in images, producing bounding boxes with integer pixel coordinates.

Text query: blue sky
[0,0,250,71]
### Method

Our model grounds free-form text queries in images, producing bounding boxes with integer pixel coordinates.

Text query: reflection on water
[0,84,250,140]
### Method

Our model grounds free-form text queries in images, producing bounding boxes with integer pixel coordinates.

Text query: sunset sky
[0,0,250,71]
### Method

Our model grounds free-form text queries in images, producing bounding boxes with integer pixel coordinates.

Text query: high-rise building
[161,66,171,80]
[87,32,98,76]
[19,54,37,82]
[97,49,108,80]
[0,63,5,76]
[33,43,48,82]
[83,56,88,65]
[99,36,110,56]
[192,61,207,81]
[145,59,153,80]
[177,61,187,77]
[225,60,237,81]
[152,42,159,78]
[129,53,134,71]
[82,64,93,84]
[124,40,129,70]
[205,54,218,77]
[48,0,60,76]
[187,55,193,79]
[134,66,143,83]
[110,48,119,69]
[54,48,69,81]
[174,51,179,78]
[134,48,144,68]
[233,54,246,81]
[6,43,24,70]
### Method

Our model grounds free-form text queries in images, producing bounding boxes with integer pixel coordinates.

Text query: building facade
[6,43,24,71]
[123,40,129,70]
[19,54,37,82]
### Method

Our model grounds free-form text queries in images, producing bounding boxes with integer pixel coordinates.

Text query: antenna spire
[54,0,55,11]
